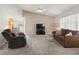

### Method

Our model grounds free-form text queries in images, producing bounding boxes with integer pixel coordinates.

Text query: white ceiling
[18,4,77,16]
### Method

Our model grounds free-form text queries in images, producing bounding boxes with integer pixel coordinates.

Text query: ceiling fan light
[37,9,43,12]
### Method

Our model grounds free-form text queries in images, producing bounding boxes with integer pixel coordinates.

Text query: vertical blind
[60,13,79,30]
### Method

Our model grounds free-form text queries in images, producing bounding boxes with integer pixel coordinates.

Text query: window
[60,13,79,30]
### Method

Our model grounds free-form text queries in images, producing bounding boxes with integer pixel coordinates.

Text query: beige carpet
[0,35,79,55]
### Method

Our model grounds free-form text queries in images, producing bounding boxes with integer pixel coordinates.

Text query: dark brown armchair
[2,29,27,49]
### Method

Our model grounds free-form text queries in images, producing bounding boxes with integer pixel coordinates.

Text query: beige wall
[23,11,58,35]
[0,5,24,33]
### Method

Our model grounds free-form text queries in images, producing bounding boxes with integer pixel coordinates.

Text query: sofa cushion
[76,31,79,35]
[69,30,78,35]
[61,29,70,36]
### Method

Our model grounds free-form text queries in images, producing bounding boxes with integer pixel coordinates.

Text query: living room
[0,4,79,55]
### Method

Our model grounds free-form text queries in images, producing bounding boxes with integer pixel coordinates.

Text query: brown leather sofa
[53,29,79,48]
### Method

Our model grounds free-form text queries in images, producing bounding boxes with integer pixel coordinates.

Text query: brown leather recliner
[2,29,27,49]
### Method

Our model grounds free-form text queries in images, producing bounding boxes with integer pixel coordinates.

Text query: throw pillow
[55,30,62,35]
[65,32,72,36]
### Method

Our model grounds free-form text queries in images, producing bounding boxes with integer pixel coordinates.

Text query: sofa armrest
[52,31,56,37]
